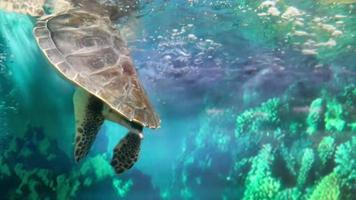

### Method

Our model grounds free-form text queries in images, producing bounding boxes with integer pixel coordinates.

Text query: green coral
[308,172,340,200]
[317,136,335,166]
[79,155,114,179]
[334,137,356,189]
[306,98,325,135]
[242,144,281,200]
[339,85,356,131]
[297,148,315,187]
[340,85,356,107]
[280,145,298,177]
[113,179,133,198]
[56,174,80,200]
[0,126,154,199]
[235,98,281,139]
[233,92,354,199]
[306,85,355,134]
[275,188,302,200]
[324,100,346,132]
[0,157,11,178]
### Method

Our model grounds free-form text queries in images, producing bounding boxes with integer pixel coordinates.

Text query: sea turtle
[0,0,160,174]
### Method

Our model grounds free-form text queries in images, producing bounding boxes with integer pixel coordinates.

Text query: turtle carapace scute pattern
[0,1,160,175]
[33,9,160,129]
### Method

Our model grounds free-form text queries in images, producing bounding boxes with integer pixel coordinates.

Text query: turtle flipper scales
[111,132,142,174]
[73,88,104,162]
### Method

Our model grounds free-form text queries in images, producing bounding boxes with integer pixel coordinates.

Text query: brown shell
[33,9,160,128]
[0,0,45,16]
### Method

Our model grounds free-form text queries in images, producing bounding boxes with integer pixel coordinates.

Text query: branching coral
[235,86,354,198]
[317,136,335,166]
[235,98,281,139]
[338,85,356,131]
[324,100,346,133]
[275,187,302,200]
[175,86,354,199]
[297,148,315,187]
[308,172,340,200]
[233,89,353,199]
[305,85,355,135]
[242,144,281,200]
[334,137,356,189]
[306,98,325,135]
[280,144,298,177]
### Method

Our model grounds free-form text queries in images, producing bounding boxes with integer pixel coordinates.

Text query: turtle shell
[0,0,45,16]
[33,9,160,128]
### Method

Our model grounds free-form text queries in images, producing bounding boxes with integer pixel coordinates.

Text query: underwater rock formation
[0,126,160,200]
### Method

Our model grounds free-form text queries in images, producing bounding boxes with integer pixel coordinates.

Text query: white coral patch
[316,39,337,47]
[332,30,343,37]
[268,7,281,16]
[258,1,276,9]
[293,30,309,36]
[302,49,318,55]
[281,7,303,20]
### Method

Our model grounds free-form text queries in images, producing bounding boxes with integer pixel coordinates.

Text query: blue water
[0,0,355,199]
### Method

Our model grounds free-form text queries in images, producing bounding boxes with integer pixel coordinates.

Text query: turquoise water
[0,0,355,199]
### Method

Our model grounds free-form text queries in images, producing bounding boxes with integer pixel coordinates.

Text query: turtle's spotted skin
[34,9,160,129]
[74,91,105,161]
[111,133,141,174]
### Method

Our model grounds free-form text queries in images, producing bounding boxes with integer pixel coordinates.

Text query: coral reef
[242,144,281,200]
[325,100,346,132]
[306,98,325,135]
[297,148,314,187]
[308,172,340,200]
[0,1,355,199]
[0,126,160,199]
[317,136,336,166]
[170,84,355,200]
[334,137,356,190]
[235,98,282,140]
[238,85,355,199]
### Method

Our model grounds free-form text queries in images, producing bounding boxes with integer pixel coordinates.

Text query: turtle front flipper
[111,132,142,174]
[73,88,104,162]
